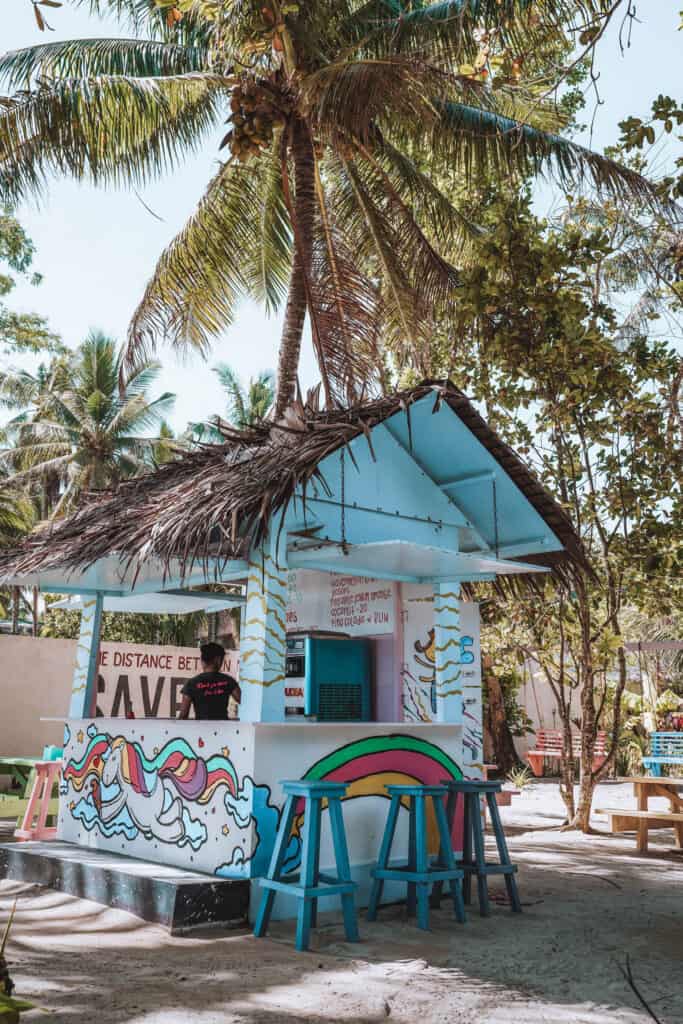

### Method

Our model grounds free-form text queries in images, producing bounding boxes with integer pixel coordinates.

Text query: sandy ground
[1,779,682,1024]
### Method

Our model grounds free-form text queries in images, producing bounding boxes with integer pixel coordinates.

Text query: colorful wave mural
[64,732,240,850]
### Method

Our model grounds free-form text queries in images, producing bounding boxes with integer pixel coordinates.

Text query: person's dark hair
[200,642,225,668]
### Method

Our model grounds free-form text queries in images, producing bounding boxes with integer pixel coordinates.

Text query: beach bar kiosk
[0,383,583,925]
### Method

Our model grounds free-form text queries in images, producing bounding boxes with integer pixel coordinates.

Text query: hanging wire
[340,447,348,555]
[492,476,500,558]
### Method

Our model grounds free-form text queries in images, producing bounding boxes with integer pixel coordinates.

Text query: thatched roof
[0,382,589,583]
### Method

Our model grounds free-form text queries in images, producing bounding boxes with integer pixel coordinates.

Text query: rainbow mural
[292,734,463,854]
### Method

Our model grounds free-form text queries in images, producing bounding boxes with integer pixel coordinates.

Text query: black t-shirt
[181,671,239,720]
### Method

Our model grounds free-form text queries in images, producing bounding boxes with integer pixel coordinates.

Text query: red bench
[526,729,608,778]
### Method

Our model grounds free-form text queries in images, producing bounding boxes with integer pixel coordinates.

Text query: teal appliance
[286,634,371,721]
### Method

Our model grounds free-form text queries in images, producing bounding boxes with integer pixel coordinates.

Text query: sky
[2,2,681,433]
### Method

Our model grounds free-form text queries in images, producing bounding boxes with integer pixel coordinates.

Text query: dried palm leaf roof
[0,381,589,583]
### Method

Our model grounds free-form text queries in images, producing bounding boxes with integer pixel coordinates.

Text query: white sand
[2,780,682,1024]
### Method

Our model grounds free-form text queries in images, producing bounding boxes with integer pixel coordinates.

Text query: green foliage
[1,330,175,515]
[655,688,682,717]
[41,598,206,646]
[0,208,61,357]
[619,95,683,200]
[0,1,654,409]
[188,364,274,441]
[485,668,533,738]
[506,765,534,789]
[426,180,681,823]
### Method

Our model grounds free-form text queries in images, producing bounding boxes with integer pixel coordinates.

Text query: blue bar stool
[434,779,521,916]
[254,780,360,952]
[367,784,465,931]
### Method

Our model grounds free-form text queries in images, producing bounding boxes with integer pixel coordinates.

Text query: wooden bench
[642,732,683,776]
[526,729,608,778]
[596,807,683,854]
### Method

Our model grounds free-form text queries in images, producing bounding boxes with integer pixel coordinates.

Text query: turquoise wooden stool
[367,784,465,931]
[434,779,521,916]
[254,780,360,952]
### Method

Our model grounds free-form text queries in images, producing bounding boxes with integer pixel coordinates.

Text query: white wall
[0,636,239,758]
[0,635,74,756]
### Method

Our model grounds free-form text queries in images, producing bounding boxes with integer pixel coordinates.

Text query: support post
[432,580,463,724]
[239,537,288,722]
[69,592,104,718]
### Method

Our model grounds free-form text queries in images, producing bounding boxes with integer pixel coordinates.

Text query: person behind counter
[177,642,241,720]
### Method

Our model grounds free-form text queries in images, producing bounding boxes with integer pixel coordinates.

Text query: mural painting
[59,722,268,877]
[297,734,463,857]
[59,724,464,878]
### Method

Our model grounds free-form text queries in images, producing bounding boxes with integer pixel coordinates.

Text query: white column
[432,580,463,724]
[69,592,104,718]
[239,537,288,722]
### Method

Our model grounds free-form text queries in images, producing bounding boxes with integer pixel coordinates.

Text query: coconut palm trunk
[276,120,317,417]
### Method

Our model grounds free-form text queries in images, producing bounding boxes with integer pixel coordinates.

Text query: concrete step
[0,841,249,935]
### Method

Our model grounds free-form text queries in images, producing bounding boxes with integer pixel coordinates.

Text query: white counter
[58,718,465,887]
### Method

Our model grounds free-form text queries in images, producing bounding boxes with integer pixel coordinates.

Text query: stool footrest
[373,866,464,884]
[260,877,357,899]
[460,863,518,876]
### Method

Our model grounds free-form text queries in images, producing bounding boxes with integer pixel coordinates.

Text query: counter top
[47,718,460,729]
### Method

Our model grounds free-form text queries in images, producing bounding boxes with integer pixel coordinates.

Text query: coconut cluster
[223,79,284,161]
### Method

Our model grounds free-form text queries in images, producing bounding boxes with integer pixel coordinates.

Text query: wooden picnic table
[0,757,59,828]
[0,757,41,793]
[602,777,683,853]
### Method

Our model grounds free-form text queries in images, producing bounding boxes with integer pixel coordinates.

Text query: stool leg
[367,794,400,922]
[486,793,522,913]
[470,793,490,917]
[431,788,456,909]
[310,797,323,931]
[328,797,359,943]
[35,770,52,837]
[254,794,296,939]
[415,794,430,930]
[462,792,473,905]
[406,797,417,918]
[433,795,465,924]
[16,768,42,840]
[296,795,322,952]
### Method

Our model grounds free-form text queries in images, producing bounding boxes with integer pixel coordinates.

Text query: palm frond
[0,73,227,203]
[428,102,663,205]
[308,159,383,404]
[362,136,484,256]
[338,157,424,350]
[304,56,441,147]
[125,156,277,373]
[0,39,208,90]
[241,130,292,314]
[345,1,615,63]
[214,364,248,428]
[75,0,211,46]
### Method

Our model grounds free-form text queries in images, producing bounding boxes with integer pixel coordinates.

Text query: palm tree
[0,2,657,415]
[1,330,175,515]
[216,364,275,427]
[187,364,274,442]
[0,477,34,547]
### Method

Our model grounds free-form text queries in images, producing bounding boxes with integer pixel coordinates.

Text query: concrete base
[0,842,249,934]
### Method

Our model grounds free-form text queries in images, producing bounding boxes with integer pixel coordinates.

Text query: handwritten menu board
[286,570,395,636]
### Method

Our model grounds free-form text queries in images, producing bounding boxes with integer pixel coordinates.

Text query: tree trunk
[559,709,576,821]
[275,120,316,418]
[571,577,601,831]
[11,587,20,634]
[483,667,520,772]
[32,587,39,637]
